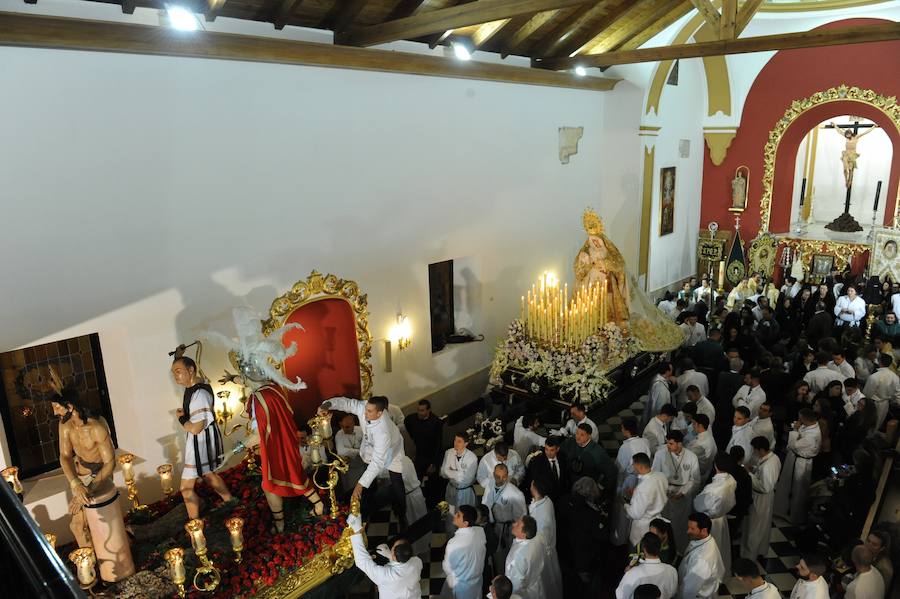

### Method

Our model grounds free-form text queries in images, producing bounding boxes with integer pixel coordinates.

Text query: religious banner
[871,228,900,283]
[725,229,747,286]
[659,166,675,236]
[747,232,778,278]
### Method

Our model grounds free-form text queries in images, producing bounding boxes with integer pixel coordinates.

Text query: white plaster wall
[0,40,641,541]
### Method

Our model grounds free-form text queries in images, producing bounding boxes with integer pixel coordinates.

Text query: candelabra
[164,547,187,598]
[215,390,245,437]
[866,305,878,342]
[68,547,98,593]
[157,464,175,496]
[2,466,24,495]
[308,411,347,519]
[225,517,244,564]
[184,519,221,592]
[118,454,147,513]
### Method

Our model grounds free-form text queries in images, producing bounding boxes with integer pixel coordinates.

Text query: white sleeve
[326,397,366,421]
[350,532,389,586]
[336,432,360,458]
[512,491,528,520]
[505,549,527,592]
[358,422,388,488]
[459,453,477,487]
[477,456,492,489]
[442,538,459,588]
[693,488,724,518]
[510,452,525,483]
[683,456,701,497]
[679,559,709,599]
[440,450,454,481]
[189,390,215,427]
[852,299,866,321]
[625,485,649,520]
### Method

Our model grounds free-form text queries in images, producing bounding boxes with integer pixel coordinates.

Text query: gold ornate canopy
[760,85,900,232]
[262,270,373,402]
[748,233,779,278]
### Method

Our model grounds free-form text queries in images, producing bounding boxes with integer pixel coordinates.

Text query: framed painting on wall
[660,166,675,236]
[811,254,835,279]
[871,228,900,284]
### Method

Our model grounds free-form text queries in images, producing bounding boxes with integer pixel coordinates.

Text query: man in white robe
[675,360,709,407]
[834,284,866,327]
[642,362,676,427]
[804,352,838,396]
[789,554,830,599]
[347,514,422,599]
[477,443,525,489]
[643,404,676,457]
[686,414,717,481]
[845,545,885,599]
[748,403,776,453]
[625,453,669,547]
[616,532,678,599]
[774,409,821,525]
[842,378,865,419]
[552,403,599,443]
[671,403,698,446]
[483,464,528,573]
[513,414,546,459]
[828,350,855,380]
[726,406,754,458]
[441,432,479,512]
[740,436,781,561]
[400,456,430,556]
[863,353,900,429]
[652,430,700,553]
[527,480,561,599]
[677,512,725,599]
[732,370,766,419]
[335,413,363,459]
[693,455,737,575]
[441,505,487,599]
[505,516,545,599]
[733,558,781,598]
[612,418,651,546]
[680,314,707,348]
[685,386,716,428]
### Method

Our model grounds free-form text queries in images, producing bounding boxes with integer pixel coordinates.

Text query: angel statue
[208,307,324,533]
[574,208,630,324]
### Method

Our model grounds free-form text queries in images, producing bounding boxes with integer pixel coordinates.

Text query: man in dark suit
[523,436,565,502]
[806,301,833,350]
[694,327,726,375]
[714,356,744,448]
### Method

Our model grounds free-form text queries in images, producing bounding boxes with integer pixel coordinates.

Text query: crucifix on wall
[823,118,878,232]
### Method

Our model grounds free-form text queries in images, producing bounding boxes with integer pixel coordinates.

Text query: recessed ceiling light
[167,6,199,31]
[452,42,472,61]
[574,66,587,77]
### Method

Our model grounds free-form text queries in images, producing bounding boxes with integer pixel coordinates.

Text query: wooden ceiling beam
[331,0,369,36]
[0,11,619,91]
[528,2,608,59]
[735,0,764,37]
[613,0,692,52]
[272,0,303,31]
[583,0,680,55]
[536,21,900,69]
[385,0,426,21]
[424,0,474,49]
[340,0,591,47]
[689,0,719,34]
[205,0,226,22]
[550,0,637,59]
[501,9,566,57]
[720,0,736,40]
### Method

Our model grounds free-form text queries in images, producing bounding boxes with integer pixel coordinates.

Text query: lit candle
[185,519,207,552]
[321,415,332,439]
[118,454,135,483]
[164,548,186,585]
[2,466,23,494]
[874,180,882,212]
[68,548,96,586]
[310,445,322,465]
[44,533,56,550]
[718,260,726,290]
[225,517,244,551]
[157,464,174,495]
[521,296,525,323]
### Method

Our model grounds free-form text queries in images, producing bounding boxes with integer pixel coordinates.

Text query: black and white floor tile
[358,397,803,598]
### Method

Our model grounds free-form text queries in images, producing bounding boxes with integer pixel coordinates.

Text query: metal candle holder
[164,547,187,598]
[118,454,147,513]
[68,547,98,593]
[225,517,244,564]
[157,463,175,496]
[184,519,220,592]
[1,466,23,495]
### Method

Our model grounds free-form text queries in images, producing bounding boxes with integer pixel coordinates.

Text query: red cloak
[252,385,310,497]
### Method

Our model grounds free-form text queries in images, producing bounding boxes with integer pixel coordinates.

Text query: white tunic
[477,449,525,489]
[335,425,363,458]
[681,322,707,348]
[350,532,422,599]
[529,497,562,599]
[726,422,754,458]
[441,448,479,509]
[863,366,900,429]
[676,370,710,407]
[554,415,599,443]
[400,456,430,556]
[842,389,865,418]
[774,423,821,525]
[327,397,405,488]
[625,471,669,547]
[732,384,767,419]
[804,366,839,396]
[789,577,829,599]
[855,356,876,383]
[653,447,701,553]
[749,417,776,450]
[642,417,668,457]
[834,295,866,326]
[482,483,528,526]
[612,436,651,546]
[693,397,716,427]
[616,558,679,599]
[740,452,781,560]
[828,359,855,381]
[513,417,546,459]
[505,537,545,599]
[686,430,718,481]
[182,387,223,480]
[643,375,674,426]
[693,473,737,576]
[677,536,725,599]
[845,568,885,599]
[744,582,781,599]
[440,525,486,599]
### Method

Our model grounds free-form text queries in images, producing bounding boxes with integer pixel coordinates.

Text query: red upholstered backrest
[280,297,362,427]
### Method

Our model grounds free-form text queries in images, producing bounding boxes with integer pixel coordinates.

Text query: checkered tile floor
[357,398,803,598]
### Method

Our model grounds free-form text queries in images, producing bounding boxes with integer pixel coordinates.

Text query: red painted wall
[701,18,900,236]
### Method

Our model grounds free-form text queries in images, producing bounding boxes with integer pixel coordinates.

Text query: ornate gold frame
[778,236,870,273]
[254,529,356,599]
[760,85,900,232]
[262,270,373,400]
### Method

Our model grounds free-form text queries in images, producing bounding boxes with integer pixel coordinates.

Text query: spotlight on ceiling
[167,6,199,31]
[574,66,587,77]
[452,42,472,61]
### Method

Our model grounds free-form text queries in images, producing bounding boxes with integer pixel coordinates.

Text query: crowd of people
[327,270,897,599]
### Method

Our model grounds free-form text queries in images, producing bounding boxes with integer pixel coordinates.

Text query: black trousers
[389,470,407,527]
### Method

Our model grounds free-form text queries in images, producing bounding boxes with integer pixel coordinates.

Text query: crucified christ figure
[830,121,877,188]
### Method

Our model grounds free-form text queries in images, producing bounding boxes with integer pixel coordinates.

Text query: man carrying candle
[49,375,135,583]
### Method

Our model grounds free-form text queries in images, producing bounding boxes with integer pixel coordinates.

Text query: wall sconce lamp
[384,314,412,372]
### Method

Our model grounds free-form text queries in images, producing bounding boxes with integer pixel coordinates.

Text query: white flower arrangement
[466,415,504,449]
[490,319,637,408]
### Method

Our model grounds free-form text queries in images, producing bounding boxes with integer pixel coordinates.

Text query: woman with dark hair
[807,284,836,322]
[558,477,605,593]
[794,287,814,328]
[839,396,878,462]
[775,296,798,345]
[787,380,813,426]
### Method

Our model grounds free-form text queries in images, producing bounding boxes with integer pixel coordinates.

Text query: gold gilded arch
[644,16,731,118]
[759,85,900,232]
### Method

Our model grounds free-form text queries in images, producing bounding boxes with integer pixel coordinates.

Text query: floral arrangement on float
[490,318,637,408]
[465,413,504,449]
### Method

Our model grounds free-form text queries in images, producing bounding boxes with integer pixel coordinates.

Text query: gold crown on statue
[582,208,604,236]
